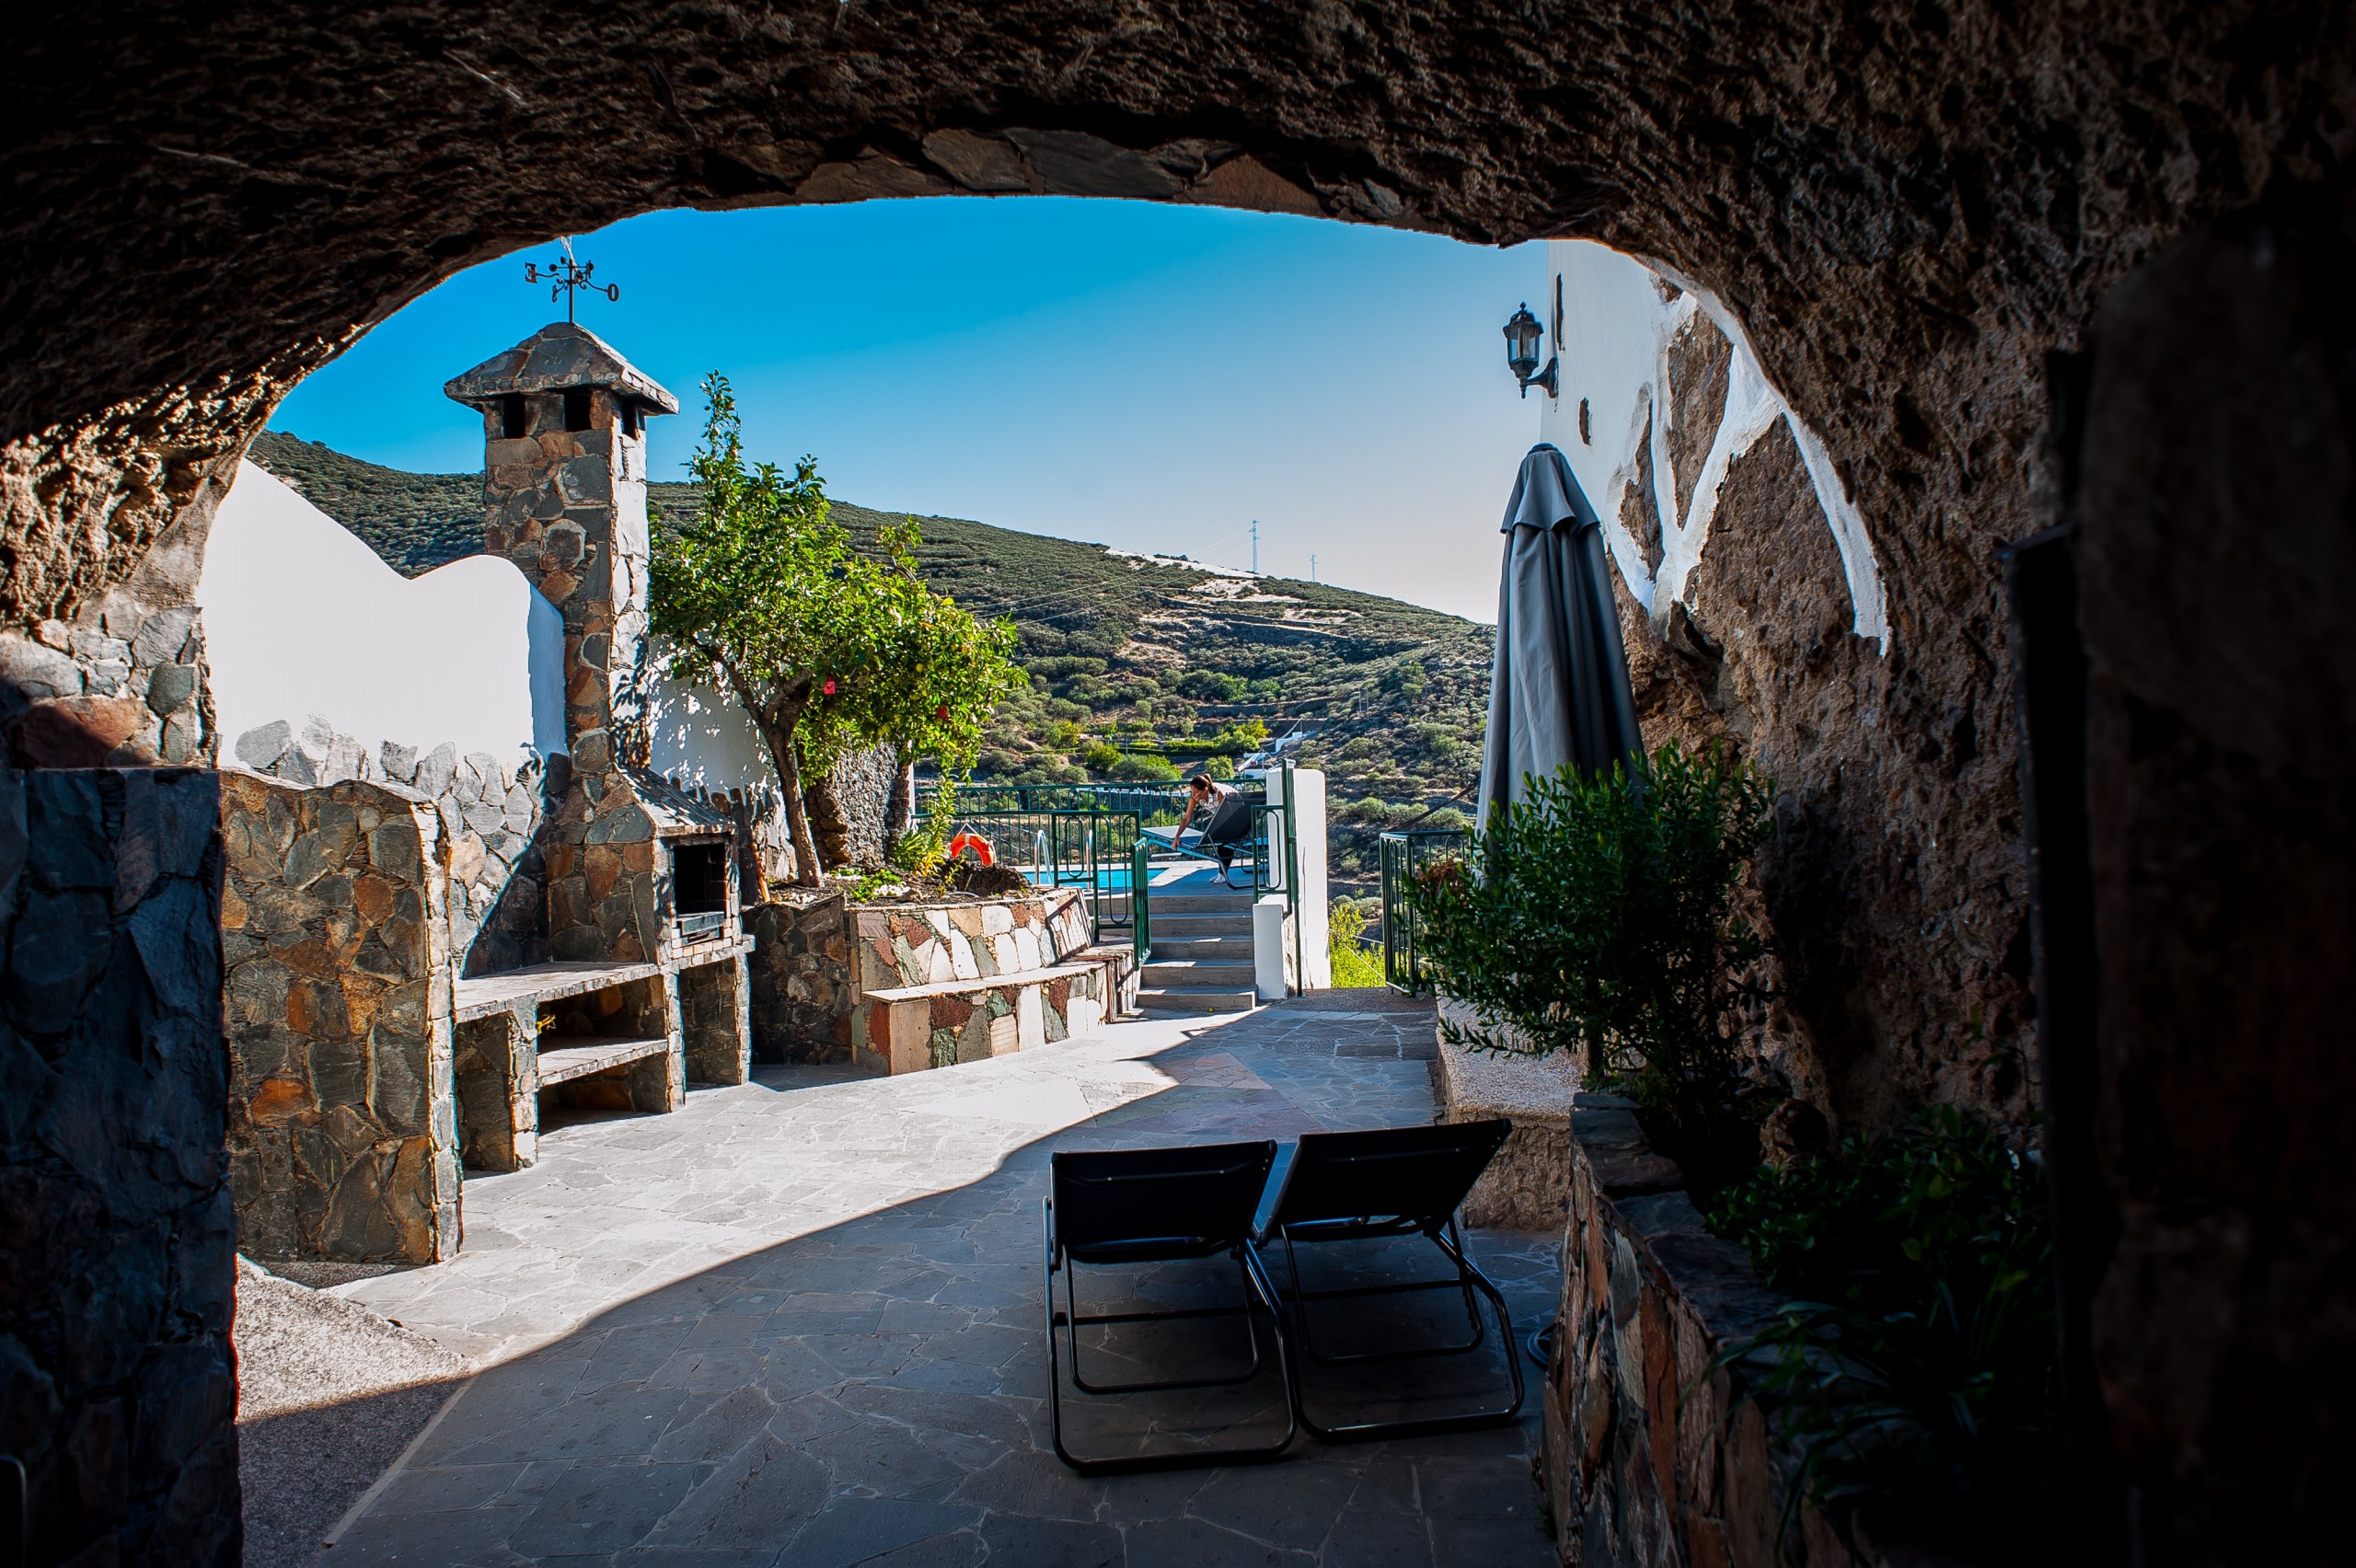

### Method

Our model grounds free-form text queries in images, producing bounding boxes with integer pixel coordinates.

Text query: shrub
[1109,751,1181,783]
[1405,739,1774,1180]
[1328,898,1386,988]
[1200,754,1236,780]
[1708,1108,2062,1547]
[1079,741,1123,773]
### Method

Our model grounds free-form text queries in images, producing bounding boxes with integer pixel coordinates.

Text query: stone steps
[1137,890,1258,1014]
[1149,934,1254,960]
[1151,892,1261,916]
[1137,985,1261,1014]
[1141,958,1255,988]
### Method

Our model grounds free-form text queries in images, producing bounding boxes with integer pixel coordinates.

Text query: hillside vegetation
[249,430,1491,888]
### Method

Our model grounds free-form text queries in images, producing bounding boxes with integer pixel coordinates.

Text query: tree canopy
[649,374,1021,884]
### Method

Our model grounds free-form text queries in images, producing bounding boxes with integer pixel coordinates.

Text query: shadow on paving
[319,1004,1562,1568]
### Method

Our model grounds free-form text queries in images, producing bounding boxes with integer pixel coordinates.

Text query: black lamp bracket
[1519,358,1560,400]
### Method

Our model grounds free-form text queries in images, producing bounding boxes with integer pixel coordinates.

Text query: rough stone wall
[680,954,752,1085]
[827,744,895,869]
[745,893,856,1064]
[228,717,554,975]
[219,771,461,1265]
[0,768,240,1568]
[0,595,211,770]
[1608,340,2033,1133]
[1543,1089,1873,1568]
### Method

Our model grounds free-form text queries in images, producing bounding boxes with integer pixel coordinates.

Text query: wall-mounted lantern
[1502,303,1559,399]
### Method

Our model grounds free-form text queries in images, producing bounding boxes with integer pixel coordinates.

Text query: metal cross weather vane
[525,238,618,323]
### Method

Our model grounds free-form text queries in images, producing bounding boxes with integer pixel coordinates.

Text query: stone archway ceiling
[6,0,2352,620]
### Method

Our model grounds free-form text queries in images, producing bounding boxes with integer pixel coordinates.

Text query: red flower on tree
[823,678,837,695]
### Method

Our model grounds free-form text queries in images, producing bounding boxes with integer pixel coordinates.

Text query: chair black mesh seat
[1251,1117,1526,1441]
[1044,1140,1296,1472]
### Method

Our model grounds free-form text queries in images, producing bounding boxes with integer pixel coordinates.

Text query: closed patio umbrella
[1476,443,1644,826]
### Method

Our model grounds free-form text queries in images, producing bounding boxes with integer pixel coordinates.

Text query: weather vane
[525,237,618,323]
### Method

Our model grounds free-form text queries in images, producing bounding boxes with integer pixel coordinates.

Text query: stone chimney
[444,323,678,779]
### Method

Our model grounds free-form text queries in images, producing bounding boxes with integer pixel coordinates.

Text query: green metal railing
[944,809,1139,944]
[921,780,1265,822]
[1131,839,1152,967]
[1379,828,1464,996]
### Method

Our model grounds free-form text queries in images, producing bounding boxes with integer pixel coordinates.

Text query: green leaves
[647,374,1025,875]
[1404,738,1774,1147]
[1705,1110,2062,1543]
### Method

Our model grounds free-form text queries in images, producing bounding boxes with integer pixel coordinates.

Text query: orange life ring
[946,832,995,866]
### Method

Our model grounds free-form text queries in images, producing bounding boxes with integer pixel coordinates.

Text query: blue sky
[271,198,1544,623]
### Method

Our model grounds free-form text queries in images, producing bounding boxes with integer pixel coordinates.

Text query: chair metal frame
[1251,1122,1527,1442]
[1043,1142,1299,1473]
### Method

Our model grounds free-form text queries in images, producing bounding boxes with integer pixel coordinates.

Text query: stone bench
[854,962,1110,1074]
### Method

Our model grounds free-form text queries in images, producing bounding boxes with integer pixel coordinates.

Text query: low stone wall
[219,770,461,1265]
[1545,1093,1923,1567]
[746,893,856,1064]
[747,887,1116,1067]
[1,768,242,1567]
[230,717,552,974]
[851,889,1095,990]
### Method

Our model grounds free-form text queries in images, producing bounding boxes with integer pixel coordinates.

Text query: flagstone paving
[320,995,1560,1567]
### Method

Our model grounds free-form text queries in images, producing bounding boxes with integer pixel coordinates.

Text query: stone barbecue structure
[219,326,756,1265]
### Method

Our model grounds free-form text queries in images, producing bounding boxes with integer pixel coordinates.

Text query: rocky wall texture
[745,893,857,1065]
[0,598,211,771]
[2062,193,2356,1562]
[0,768,240,1568]
[1543,1088,1896,1568]
[229,717,553,974]
[1606,312,2033,1135]
[679,953,752,1086]
[219,771,461,1265]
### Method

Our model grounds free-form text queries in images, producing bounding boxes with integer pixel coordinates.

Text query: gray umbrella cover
[1476,443,1645,828]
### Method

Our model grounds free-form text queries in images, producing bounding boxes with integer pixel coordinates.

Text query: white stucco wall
[199,460,566,766]
[1531,240,1889,651]
[644,656,778,794]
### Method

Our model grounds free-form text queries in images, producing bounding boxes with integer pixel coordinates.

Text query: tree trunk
[802,748,853,870]
[771,736,823,885]
[884,752,917,851]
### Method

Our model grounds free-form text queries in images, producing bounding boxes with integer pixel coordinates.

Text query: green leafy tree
[837,517,1024,846]
[1407,739,1774,1167]
[649,374,1020,884]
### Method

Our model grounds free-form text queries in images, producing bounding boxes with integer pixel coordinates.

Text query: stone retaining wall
[219,770,461,1265]
[1,768,241,1567]
[1544,1093,1940,1567]
[1434,997,1578,1229]
[746,888,1115,1067]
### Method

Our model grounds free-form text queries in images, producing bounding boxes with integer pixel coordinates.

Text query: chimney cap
[444,321,680,415]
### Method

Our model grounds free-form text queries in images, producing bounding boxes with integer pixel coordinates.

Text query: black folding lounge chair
[1044,1139,1297,1473]
[1251,1118,1524,1441]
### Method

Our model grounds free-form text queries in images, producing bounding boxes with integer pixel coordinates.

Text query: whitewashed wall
[644,657,778,794]
[1531,240,1889,651]
[200,461,566,766]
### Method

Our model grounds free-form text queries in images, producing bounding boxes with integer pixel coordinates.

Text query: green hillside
[249,430,1492,888]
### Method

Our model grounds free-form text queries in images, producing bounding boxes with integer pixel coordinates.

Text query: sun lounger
[1250,1118,1525,1441]
[1043,1140,1296,1472]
